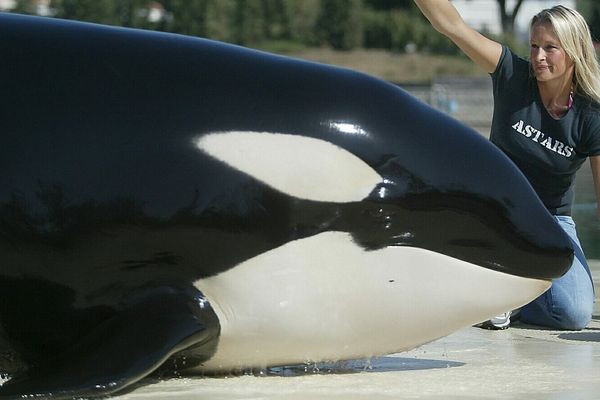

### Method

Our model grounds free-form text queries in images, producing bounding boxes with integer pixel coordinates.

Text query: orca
[0,13,573,399]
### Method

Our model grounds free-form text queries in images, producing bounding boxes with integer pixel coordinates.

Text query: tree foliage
[578,0,600,42]
[9,0,564,54]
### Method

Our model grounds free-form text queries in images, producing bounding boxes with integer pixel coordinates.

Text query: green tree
[53,0,120,25]
[261,0,290,39]
[316,0,363,50]
[363,8,392,49]
[11,0,35,14]
[230,0,264,45]
[203,0,236,42]
[363,0,412,10]
[7,0,468,53]
[578,0,600,41]
[284,0,320,45]
[160,0,210,36]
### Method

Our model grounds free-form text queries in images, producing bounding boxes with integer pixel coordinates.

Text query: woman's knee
[521,289,593,330]
[551,301,593,330]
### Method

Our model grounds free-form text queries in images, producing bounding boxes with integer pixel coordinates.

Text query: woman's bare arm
[414,0,503,73]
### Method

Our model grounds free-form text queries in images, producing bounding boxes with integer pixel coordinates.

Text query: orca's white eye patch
[196,131,383,203]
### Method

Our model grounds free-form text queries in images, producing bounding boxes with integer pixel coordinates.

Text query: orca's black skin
[0,13,572,399]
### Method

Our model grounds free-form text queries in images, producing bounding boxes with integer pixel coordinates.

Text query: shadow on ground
[558,329,600,342]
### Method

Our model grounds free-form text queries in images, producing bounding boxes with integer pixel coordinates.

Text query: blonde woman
[414,1,600,330]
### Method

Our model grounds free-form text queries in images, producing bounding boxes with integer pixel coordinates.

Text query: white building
[451,0,577,39]
[0,0,54,15]
[0,0,16,11]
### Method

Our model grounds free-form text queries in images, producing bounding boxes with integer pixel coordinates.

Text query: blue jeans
[520,216,595,330]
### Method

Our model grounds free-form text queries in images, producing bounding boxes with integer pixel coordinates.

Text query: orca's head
[195,125,573,370]
[195,126,573,370]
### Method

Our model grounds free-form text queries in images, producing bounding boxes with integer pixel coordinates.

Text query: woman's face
[530,21,574,84]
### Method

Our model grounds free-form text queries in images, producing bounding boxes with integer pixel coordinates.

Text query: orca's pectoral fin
[0,286,219,400]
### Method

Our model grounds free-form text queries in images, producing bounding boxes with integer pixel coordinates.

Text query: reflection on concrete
[265,357,464,375]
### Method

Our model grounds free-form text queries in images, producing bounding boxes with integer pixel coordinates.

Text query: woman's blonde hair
[531,5,600,104]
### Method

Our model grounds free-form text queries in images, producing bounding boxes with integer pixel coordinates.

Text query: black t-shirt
[490,46,600,215]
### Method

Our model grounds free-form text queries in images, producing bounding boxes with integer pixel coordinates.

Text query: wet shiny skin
[0,13,573,399]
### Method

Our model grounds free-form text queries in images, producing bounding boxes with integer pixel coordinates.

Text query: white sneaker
[475,311,511,330]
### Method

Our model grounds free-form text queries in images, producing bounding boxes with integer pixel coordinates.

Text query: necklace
[567,88,574,109]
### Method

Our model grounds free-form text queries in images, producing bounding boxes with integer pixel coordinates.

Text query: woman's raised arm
[414,0,503,73]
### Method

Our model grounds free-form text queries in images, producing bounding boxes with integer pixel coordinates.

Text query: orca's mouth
[331,187,573,281]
